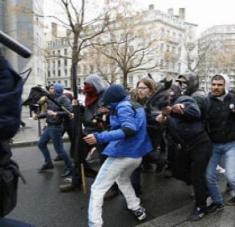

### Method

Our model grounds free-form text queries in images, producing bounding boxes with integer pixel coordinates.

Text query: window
[58,70,61,77]
[160,59,164,68]
[48,71,50,77]
[178,47,181,56]
[83,65,87,74]
[90,65,94,72]
[128,75,133,84]
[58,60,61,67]
[64,59,67,66]
[178,63,181,72]
[78,78,81,86]
[64,80,68,87]
[64,48,67,55]
[166,45,170,52]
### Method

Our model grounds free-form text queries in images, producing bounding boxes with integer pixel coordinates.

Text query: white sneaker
[216,165,226,174]
[64,177,72,183]
[131,206,146,221]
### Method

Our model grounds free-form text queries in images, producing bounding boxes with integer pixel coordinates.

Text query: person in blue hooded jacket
[84,84,152,227]
[34,83,73,177]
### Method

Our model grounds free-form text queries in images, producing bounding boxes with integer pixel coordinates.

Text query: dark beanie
[102,84,128,106]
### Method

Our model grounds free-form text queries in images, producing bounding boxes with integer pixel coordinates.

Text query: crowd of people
[25,72,235,227]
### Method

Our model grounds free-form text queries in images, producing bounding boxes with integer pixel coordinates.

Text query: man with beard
[206,74,235,212]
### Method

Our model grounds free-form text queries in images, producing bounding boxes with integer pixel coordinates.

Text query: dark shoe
[226,197,235,206]
[190,207,207,221]
[85,168,98,178]
[38,162,54,172]
[207,202,224,213]
[59,183,80,192]
[131,206,146,221]
[104,188,119,200]
[61,169,72,178]
[163,169,173,178]
[54,155,63,162]
[142,164,155,173]
[134,188,143,197]
[225,183,232,193]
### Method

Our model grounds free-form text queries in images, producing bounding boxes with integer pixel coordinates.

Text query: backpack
[0,57,23,140]
[0,142,25,217]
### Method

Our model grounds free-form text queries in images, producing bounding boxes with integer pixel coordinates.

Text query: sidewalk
[12,108,41,147]
[137,176,235,227]
[137,202,235,227]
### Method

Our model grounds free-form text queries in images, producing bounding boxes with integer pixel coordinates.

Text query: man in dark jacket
[206,74,235,212]
[156,95,211,221]
[34,83,73,177]
[176,72,206,110]
[59,74,108,192]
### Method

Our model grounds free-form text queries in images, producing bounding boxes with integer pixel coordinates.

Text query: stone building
[0,0,46,99]
[46,5,197,89]
[198,25,235,91]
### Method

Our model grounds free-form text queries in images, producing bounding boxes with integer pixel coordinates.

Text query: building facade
[198,25,235,91]
[0,0,46,99]
[46,5,197,89]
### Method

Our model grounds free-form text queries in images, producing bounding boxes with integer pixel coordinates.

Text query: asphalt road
[8,143,193,227]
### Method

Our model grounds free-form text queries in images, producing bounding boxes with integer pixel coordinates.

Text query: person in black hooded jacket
[176,72,206,111]
[156,94,212,221]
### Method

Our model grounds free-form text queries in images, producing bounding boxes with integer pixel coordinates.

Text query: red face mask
[83,83,98,107]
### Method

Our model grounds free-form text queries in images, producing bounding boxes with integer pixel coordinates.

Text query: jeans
[206,141,235,204]
[88,157,142,227]
[38,125,72,170]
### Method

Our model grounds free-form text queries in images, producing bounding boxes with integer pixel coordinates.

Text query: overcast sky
[45,0,235,35]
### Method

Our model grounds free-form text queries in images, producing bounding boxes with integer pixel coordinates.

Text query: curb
[11,137,70,148]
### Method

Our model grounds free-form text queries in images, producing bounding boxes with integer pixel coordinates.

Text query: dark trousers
[130,166,141,193]
[71,139,99,186]
[188,140,212,208]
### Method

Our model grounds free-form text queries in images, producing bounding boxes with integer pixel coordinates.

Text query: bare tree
[53,0,110,93]
[92,0,160,88]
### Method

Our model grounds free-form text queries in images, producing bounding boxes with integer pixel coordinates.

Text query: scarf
[83,83,98,107]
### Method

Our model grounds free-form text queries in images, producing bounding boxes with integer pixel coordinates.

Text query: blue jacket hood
[53,83,64,97]
[102,84,128,106]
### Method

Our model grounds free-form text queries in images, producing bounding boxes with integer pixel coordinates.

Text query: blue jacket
[95,100,152,158]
